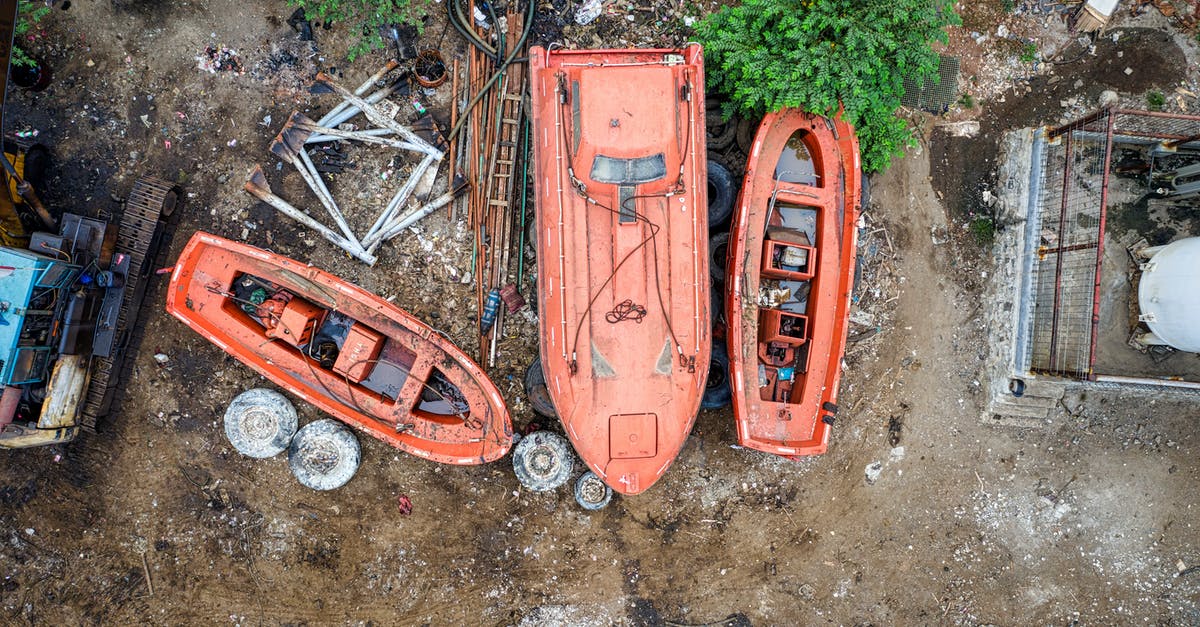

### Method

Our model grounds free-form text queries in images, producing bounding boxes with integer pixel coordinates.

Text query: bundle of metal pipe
[450,1,531,368]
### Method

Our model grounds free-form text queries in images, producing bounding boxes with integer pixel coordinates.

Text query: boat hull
[166,232,512,465]
[726,109,861,458]
[529,46,710,494]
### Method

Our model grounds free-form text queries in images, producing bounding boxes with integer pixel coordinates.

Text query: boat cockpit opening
[756,201,822,404]
[223,273,474,422]
[775,130,822,186]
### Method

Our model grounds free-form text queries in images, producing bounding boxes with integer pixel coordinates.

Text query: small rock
[865,461,883,485]
[996,24,1009,38]
[1098,90,1119,108]
[1124,67,1133,76]
[153,353,169,364]
[86,59,95,67]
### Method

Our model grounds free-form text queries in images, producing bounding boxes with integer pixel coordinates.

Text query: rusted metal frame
[1039,241,1099,256]
[1163,131,1200,149]
[1047,131,1074,373]
[1086,112,1117,381]
[1110,108,1200,123]
[1048,108,1110,140]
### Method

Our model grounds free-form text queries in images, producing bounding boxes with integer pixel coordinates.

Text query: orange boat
[165,232,512,465]
[726,109,861,458]
[529,46,710,495]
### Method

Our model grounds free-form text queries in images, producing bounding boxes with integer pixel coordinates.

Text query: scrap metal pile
[244,63,463,265]
[446,0,533,365]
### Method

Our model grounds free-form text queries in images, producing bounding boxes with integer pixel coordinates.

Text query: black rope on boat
[605,299,647,324]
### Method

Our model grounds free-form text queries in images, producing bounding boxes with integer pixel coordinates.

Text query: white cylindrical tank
[1138,236,1200,353]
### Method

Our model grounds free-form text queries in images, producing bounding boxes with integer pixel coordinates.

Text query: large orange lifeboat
[165,232,513,465]
[726,109,861,458]
[529,46,710,494]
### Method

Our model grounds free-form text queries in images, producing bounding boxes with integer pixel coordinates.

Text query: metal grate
[901,55,959,112]
[1025,108,1200,380]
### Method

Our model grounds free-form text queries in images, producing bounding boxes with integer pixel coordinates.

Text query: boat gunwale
[166,233,513,465]
[727,108,861,458]
[529,44,710,494]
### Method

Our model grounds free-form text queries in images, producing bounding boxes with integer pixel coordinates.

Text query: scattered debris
[196,45,245,74]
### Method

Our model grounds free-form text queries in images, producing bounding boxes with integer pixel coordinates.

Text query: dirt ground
[2,1,1199,625]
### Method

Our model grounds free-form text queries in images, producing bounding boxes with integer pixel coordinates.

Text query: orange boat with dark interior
[725,109,861,458]
[165,232,512,465]
[529,46,710,494]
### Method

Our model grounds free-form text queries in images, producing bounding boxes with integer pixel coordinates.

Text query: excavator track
[80,176,178,431]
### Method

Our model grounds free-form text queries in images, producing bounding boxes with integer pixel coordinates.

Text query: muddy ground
[1,1,1199,625]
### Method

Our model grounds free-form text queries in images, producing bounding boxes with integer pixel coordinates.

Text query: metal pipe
[244,166,376,265]
[300,125,424,152]
[317,60,400,127]
[294,149,361,249]
[362,153,437,247]
[370,188,462,250]
[1086,111,1116,380]
[316,73,443,159]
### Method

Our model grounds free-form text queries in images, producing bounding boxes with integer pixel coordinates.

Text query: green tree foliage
[696,0,960,173]
[287,0,429,61]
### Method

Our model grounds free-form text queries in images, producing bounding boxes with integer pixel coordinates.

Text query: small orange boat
[529,46,710,495]
[726,109,861,458]
[165,232,512,465]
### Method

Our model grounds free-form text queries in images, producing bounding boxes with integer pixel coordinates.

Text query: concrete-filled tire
[224,388,298,458]
[574,471,613,510]
[701,341,732,410]
[524,358,558,418]
[512,431,574,492]
[288,419,361,491]
[707,160,737,229]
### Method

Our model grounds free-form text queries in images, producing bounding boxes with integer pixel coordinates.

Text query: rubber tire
[710,278,727,332]
[524,358,558,418]
[702,341,732,410]
[512,431,574,492]
[707,160,736,229]
[288,419,361,491]
[224,388,298,458]
[709,231,729,286]
[574,471,613,510]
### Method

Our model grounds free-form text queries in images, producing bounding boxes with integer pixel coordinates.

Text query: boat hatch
[775,130,822,186]
[609,413,657,459]
[590,154,667,184]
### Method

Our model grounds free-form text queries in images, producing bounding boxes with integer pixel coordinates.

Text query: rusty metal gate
[1026,108,1200,379]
